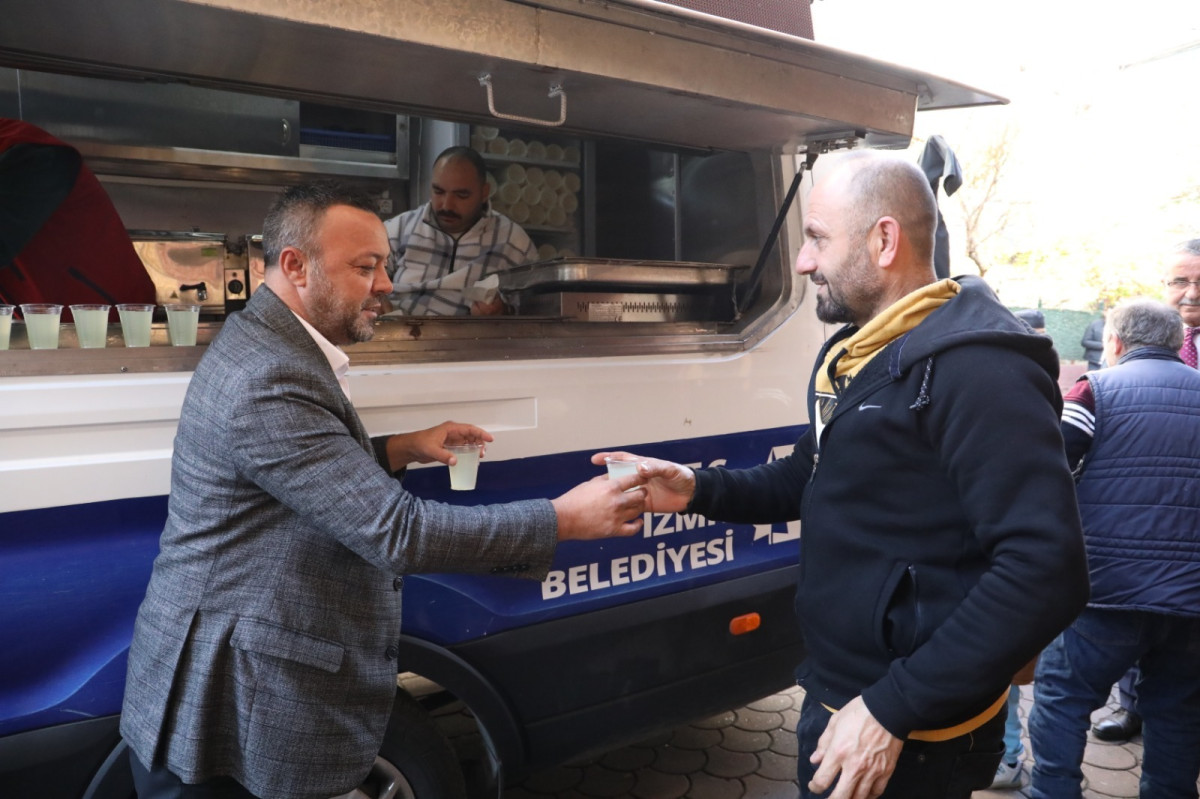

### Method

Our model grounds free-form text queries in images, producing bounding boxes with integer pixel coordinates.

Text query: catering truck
[0,1,1003,796]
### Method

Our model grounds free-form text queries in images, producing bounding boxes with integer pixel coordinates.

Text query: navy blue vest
[1075,347,1200,616]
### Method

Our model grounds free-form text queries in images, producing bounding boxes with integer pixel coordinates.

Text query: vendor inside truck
[383,145,537,317]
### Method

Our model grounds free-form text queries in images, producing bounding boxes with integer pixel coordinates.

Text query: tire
[81,740,135,799]
[369,689,469,799]
[81,694,468,799]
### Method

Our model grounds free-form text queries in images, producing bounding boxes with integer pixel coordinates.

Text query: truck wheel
[369,689,469,799]
[81,740,134,799]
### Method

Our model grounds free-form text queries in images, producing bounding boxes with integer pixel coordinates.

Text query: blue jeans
[1117,665,1140,714]
[1003,686,1025,763]
[1029,607,1200,799]
[796,693,1005,799]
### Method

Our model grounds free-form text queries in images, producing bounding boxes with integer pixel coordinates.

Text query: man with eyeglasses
[1086,241,1200,748]
[1164,238,1200,369]
[1030,297,1200,798]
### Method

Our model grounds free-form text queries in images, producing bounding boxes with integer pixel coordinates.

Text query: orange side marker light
[729,612,761,636]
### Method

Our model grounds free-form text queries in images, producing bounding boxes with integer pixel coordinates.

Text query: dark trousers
[1029,608,1200,799]
[131,751,259,799]
[796,692,1005,799]
[1117,665,1141,714]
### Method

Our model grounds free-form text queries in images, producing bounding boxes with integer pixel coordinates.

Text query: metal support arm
[478,73,567,127]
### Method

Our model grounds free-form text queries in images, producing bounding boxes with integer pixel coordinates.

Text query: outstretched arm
[590,451,696,514]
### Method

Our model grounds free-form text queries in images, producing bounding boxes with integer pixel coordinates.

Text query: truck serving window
[0,72,800,375]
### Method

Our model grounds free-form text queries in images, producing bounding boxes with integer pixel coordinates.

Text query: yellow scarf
[815,279,960,424]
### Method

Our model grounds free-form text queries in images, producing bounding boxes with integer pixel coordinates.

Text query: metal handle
[180,282,208,301]
[478,73,567,128]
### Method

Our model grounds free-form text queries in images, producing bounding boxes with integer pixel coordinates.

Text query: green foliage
[1007,306,1098,361]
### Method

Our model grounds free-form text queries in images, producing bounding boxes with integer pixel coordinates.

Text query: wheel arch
[395,635,526,786]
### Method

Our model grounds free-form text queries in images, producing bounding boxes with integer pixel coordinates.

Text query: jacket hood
[892,275,1059,381]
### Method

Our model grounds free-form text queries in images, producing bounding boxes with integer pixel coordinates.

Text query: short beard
[307,257,377,344]
[813,250,874,326]
[815,292,856,324]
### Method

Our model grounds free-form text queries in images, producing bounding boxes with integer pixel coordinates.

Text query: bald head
[835,151,938,266]
[796,151,941,327]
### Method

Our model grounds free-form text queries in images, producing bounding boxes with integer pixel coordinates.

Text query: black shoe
[1091,710,1142,742]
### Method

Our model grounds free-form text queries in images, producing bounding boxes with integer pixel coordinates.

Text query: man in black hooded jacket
[594,151,1089,799]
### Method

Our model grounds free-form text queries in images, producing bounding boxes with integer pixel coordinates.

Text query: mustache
[437,211,461,220]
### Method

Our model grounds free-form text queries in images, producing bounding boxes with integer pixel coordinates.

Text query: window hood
[0,0,1005,153]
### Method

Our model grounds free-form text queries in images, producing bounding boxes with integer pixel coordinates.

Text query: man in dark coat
[593,151,1089,799]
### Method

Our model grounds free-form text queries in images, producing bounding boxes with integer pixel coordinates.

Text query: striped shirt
[1060,378,1095,472]
[385,203,537,315]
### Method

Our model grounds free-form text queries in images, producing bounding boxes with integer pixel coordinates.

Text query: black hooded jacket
[690,276,1089,738]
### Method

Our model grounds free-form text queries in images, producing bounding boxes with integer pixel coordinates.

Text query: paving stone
[599,745,657,772]
[650,743,708,774]
[703,745,760,779]
[747,693,795,713]
[1081,760,1140,798]
[721,725,774,752]
[768,727,799,757]
[687,771,746,799]
[501,685,1149,799]
[757,748,799,782]
[1083,740,1139,770]
[562,753,600,768]
[436,709,478,738]
[692,709,738,729]
[629,767,690,799]
[636,729,675,747]
[741,773,800,798]
[668,724,723,750]
[973,785,1032,799]
[572,764,637,797]
[735,707,786,732]
[519,764,583,794]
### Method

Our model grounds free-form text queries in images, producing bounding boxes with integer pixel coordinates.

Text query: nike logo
[858,403,882,411]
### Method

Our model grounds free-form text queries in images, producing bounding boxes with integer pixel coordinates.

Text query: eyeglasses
[1166,278,1200,290]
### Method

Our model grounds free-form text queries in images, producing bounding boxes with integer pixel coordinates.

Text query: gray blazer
[120,286,557,799]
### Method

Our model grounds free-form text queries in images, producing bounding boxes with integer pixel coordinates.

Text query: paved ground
[500,684,1169,799]
[501,687,804,799]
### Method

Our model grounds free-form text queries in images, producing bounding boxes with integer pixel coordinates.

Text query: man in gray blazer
[120,181,646,799]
